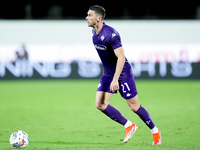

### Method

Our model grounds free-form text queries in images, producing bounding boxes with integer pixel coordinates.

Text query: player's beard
[87,20,97,28]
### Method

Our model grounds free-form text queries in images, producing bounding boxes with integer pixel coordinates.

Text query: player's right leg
[96,75,137,143]
[96,91,138,143]
[95,91,112,111]
[95,91,128,125]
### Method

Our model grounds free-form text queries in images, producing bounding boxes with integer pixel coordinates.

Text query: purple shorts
[97,75,138,100]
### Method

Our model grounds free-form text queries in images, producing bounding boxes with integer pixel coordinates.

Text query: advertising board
[0,20,199,79]
[0,44,199,79]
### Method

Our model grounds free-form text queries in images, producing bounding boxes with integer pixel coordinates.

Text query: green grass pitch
[0,79,200,150]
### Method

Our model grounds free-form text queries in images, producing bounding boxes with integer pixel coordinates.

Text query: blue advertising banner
[0,61,199,80]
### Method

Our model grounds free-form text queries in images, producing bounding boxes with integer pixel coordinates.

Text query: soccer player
[86,5,161,145]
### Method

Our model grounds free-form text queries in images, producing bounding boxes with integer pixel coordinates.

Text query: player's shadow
[0,140,16,149]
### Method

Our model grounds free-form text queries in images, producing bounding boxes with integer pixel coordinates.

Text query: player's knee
[127,96,140,112]
[129,104,139,112]
[127,101,140,112]
[95,103,107,111]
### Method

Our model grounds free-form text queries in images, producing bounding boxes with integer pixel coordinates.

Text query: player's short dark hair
[89,5,106,20]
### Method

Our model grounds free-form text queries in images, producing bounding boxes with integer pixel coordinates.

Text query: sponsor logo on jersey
[94,45,107,50]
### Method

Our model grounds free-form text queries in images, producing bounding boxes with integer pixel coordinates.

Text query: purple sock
[102,104,128,126]
[135,105,155,129]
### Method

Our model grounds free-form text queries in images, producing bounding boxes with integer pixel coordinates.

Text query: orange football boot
[123,123,138,143]
[152,129,161,145]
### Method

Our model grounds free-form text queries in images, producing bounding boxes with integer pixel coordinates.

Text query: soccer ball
[9,130,29,148]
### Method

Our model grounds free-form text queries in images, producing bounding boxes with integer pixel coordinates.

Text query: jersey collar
[95,22,105,36]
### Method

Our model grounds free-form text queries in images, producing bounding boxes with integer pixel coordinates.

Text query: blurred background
[0,2,200,80]
[0,1,200,19]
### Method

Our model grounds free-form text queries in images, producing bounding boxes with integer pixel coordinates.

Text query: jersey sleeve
[110,32,122,50]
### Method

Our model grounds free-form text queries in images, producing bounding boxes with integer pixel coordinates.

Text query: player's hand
[110,80,119,93]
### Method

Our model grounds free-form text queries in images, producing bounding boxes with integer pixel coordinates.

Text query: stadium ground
[0,79,199,150]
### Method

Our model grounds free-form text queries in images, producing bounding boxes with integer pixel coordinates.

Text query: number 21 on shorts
[121,82,130,93]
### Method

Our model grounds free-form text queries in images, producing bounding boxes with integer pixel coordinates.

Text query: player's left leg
[126,96,161,145]
[119,76,161,145]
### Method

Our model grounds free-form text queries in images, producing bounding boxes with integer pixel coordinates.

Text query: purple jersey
[92,23,133,80]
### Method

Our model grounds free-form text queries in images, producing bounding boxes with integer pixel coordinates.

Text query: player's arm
[110,47,125,92]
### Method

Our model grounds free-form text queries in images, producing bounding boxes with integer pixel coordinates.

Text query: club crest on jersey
[101,35,105,41]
